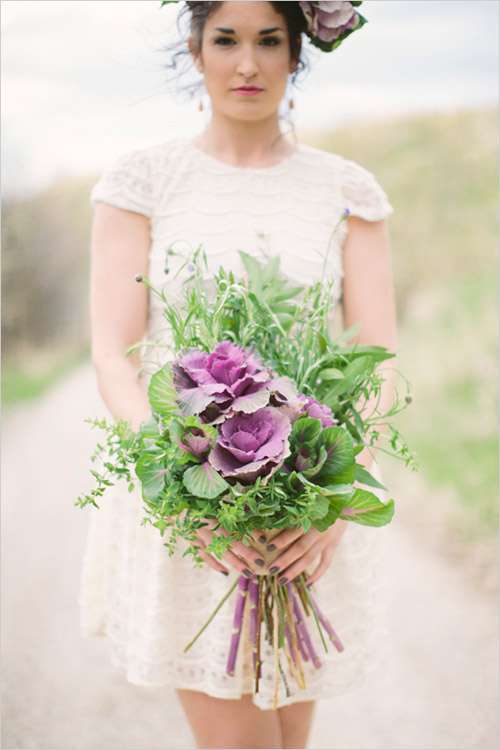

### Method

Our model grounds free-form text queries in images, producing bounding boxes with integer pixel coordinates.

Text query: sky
[2,0,498,198]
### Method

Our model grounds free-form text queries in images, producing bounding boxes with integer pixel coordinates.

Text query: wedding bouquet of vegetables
[76,212,416,707]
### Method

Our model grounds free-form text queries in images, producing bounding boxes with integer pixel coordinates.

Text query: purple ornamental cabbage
[299,396,338,428]
[267,375,308,422]
[208,407,292,485]
[176,426,212,459]
[267,377,338,428]
[299,1,360,43]
[173,340,272,424]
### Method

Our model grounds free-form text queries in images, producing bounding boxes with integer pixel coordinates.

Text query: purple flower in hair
[299,1,365,52]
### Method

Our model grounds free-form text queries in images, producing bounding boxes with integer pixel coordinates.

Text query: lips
[234,87,263,92]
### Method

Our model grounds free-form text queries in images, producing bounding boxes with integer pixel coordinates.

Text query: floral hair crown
[160,1,367,53]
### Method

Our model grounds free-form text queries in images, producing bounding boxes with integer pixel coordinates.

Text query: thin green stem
[183,577,240,653]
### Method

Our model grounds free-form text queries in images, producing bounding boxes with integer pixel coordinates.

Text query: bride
[83,2,397,748]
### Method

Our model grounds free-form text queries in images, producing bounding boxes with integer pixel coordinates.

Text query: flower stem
[183,576,240,653]
[296,575,329,655]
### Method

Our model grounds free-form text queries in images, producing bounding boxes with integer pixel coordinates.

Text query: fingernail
[269,566,280,574]
[242,568,253,578]
[267,543,276,551]
[221,571,229,576]
[258,535,267,543]
[255,558,265,567]
[278,576,288,586]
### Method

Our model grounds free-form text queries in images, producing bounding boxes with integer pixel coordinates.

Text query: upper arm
[90,204,151,369]
[339,158,398,352]
[88,147,155,369]
[341,216,398,352]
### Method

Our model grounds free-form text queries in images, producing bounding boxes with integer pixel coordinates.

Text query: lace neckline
[183,137,302,173]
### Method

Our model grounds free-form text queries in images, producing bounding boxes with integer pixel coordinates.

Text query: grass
[2,345,90,407]
[390,271,497,539]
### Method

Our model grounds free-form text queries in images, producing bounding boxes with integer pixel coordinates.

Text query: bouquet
[76,215,416,707]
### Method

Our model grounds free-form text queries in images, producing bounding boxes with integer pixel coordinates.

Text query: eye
[213,36,282,47]
[214,36,235,46]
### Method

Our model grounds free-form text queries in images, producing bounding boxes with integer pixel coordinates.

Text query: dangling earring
[198,98,204,112]
[288,97,295,111]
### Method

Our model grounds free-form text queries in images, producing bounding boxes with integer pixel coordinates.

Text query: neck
[194,113,295,166]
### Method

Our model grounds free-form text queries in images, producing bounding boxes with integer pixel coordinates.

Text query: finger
[194,536,248,578]
[267,531,321,574]
[228,538,267,573]
[273,548,319,584]
[249,529,269,545]
[215,526,265,574]
[193,542,230,575]
[221,547,259,577]
[265,526,317,553]
[304,546,334,586]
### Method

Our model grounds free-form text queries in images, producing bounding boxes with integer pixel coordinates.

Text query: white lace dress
[79,136,395,710]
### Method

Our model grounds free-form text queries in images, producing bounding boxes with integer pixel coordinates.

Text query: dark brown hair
[160,1,311,103]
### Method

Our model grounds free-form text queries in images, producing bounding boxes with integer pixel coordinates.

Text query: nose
[235,43,259,80]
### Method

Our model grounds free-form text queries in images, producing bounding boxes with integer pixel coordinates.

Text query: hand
[265,520,349,586]
[192,518,269,577]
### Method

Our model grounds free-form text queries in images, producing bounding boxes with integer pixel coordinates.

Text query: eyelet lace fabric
[80,137,394,709]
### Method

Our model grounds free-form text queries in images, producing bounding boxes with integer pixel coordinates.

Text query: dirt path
[2,364,498,749]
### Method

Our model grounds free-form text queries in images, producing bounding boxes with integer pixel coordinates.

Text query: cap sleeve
[340,158,394,221]
[90,148,154,217]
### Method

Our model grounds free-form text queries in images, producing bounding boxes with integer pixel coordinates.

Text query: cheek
[204,56,234,90]
[262,51,292,81]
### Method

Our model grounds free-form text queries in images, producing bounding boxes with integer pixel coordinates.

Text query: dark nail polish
[221,570,229,576]
[243,568,253,578]
[278,576,288,586]
[255,558,265,567]
[258,535,267,543]
[269,566,280,574]
[267,543,276,551]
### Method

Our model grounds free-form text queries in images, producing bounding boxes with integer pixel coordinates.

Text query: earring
[198,98,204,112]
[288,97,295,111]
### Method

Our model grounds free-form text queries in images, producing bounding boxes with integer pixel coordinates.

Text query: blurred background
[2,1,498,749]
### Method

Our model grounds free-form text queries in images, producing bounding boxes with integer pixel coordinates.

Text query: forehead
[206,1,284,31]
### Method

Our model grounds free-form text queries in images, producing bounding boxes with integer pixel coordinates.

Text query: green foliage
[76,225,415,565]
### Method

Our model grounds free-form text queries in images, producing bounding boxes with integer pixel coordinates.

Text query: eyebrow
[213,26,283,35]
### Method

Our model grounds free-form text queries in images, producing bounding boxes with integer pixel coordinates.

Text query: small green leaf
[339,489,395,527]
[135,451,166,501]
[291,416,322,446]
[309,494,330,519]
[182,462,230,499]
[148,364,178,419]
[354,464,387,491]
[312,504,341,532]
[315,426,355,484]
[318,367,344,381]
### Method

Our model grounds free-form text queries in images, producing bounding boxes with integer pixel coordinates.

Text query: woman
[80,2,398,748]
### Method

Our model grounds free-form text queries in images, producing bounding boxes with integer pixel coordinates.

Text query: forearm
[94,356,151,432]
